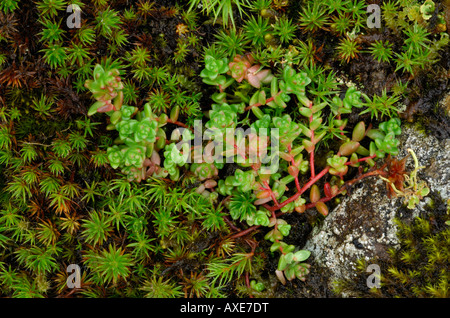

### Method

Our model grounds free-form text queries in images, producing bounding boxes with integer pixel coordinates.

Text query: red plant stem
[229,152,379,239]
[309,151,315,179]
[345,169,387,186]
[268,166,331,212]
[230,225,260,239]
[245,272,254,298]
[345,154,376,165]
[274,153,376,213]
[304,166,385,209]
[294,175,301,192]
[263,181,279,206]
[234,143,248,160]
[166,118,192,131]
[244,96,275,111]
[223,215,241,232]
[271,209,277,219]
[244,91,282,111]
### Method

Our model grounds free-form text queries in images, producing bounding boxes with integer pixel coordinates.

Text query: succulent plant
[85,64,124,115]
[280,66,311,98]
[272,114,301,148]
[228,54,253,83]
[190,162,219,181]
[200,55,229,83]
[206,103,239,132]
[2,0,446,302]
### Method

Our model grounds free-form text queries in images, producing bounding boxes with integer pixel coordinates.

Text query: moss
[333,193,449,297]
[0,0,448,299]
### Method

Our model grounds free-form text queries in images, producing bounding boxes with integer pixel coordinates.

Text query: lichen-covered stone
[398,125,450,200]
[303,122,450,297]
[304,178,401,295]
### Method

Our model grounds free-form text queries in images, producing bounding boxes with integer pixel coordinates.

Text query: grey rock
[303,122,450,296]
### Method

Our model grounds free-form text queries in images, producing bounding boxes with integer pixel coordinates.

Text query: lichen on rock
[303,122,450,297]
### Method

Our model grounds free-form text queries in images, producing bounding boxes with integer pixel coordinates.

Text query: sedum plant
[84,36,422,287]
[2,0,443,299]
[85,64,169,182]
